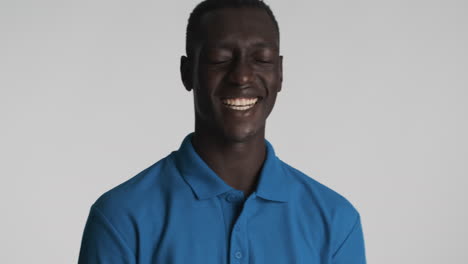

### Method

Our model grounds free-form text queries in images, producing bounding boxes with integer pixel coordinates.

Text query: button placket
[229,193,254,263]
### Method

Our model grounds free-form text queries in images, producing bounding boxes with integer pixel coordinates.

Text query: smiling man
[78,0,366,263]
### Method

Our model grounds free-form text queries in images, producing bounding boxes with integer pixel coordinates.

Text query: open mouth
[221,96,262,111]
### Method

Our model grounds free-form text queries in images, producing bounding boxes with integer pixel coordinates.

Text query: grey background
[1,0,467,263]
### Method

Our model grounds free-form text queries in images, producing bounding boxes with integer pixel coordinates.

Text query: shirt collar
[174,132,294,202]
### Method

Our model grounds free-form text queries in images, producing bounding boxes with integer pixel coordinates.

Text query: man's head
[181,0,282,143]
[185,0,280,59]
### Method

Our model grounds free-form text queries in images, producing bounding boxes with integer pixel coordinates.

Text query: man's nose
[227,58,254,87]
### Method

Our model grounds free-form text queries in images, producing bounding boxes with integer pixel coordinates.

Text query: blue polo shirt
[78,133,366,263]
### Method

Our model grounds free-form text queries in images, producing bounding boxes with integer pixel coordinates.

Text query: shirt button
[235,251,242,259]
[226,193,238,202]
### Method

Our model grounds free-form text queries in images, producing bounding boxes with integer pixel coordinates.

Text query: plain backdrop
[1,0,467,263]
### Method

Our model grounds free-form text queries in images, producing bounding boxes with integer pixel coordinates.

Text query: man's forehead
[199,7,279,41]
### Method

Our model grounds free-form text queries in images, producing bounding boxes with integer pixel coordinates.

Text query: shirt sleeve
[332,214,367,264]
[78,205,136,264]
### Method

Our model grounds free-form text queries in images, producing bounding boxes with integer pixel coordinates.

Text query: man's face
[182,7,283,142]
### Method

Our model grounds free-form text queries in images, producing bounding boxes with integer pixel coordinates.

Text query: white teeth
[225,104,255,111]
[222,97,258,106]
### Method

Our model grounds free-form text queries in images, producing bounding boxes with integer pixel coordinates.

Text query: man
[78,0,366,263]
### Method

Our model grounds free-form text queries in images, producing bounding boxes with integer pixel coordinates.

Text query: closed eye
[255,58,274,64]
[209,59,231,65]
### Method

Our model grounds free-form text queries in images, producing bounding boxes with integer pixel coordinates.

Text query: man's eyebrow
[205,41,279,50]
[251,42,279,50]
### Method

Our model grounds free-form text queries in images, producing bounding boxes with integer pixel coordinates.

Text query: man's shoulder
[278,159,365,258]
[90,152,177,218]
[279,159,360,218]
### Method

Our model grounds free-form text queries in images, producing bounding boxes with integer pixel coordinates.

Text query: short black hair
[185,0,280,58]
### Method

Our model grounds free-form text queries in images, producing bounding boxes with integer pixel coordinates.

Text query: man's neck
[191,129,266,197]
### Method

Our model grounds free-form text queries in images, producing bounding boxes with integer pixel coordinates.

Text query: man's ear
[278,55,283,92]
[180,55,192,92]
